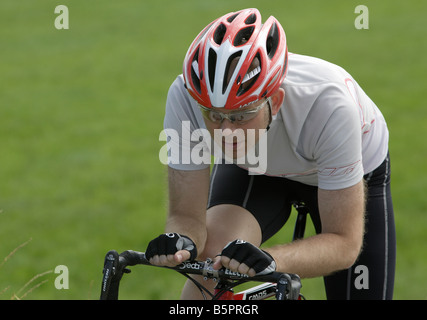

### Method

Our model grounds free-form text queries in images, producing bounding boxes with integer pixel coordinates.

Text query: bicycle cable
[180,272,247,300]
[180,273,214,300]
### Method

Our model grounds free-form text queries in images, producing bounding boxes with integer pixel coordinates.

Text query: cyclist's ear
[270,88,285,116]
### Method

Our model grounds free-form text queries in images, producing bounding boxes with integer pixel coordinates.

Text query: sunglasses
[198,98,271,124]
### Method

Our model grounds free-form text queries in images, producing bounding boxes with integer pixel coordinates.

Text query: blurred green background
[1,0,426,299]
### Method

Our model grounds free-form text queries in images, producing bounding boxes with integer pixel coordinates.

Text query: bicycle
[100,201,311,300]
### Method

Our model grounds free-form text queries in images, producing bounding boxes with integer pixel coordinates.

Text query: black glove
[220,239,276,275]
[145,233,197,261]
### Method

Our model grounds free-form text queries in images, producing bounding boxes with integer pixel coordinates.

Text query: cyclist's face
[202,99,272,160]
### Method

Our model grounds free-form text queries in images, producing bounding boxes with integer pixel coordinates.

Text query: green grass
[1,0,426,299]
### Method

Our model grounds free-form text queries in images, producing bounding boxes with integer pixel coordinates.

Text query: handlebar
[100,249,302,300]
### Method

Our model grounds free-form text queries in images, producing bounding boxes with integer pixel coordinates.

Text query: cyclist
[145,8,395,300]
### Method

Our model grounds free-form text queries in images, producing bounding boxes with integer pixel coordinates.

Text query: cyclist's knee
[197,242,220,261]
[197,204,262,261]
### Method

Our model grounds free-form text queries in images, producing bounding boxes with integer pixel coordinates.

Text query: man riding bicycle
[145,8,395,300]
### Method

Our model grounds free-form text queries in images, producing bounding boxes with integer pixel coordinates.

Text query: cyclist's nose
[220,118,238,131]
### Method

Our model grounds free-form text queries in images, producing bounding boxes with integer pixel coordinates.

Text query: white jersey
[163,53,389,190]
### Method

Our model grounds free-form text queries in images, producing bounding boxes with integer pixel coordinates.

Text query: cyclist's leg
[323,153,396,299]
[206,163,295,243]
[181,163,293,299]
[181,204,262,299]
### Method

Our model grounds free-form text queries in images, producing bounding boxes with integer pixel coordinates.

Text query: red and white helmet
[183,8,288,109]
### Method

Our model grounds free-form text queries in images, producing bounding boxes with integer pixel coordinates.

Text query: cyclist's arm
[155,166,210,266]
[265,179,365,278]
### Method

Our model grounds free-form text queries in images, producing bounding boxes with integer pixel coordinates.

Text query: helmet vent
[207,48,217,92]
[237,54,261,96]
[190,48,201,93]
[227,13,239,23]
[244,13,257,25]
[223,51,242,94]
[266,22,279,59]
[233,26,255,46]
[282,52,288,77]
[213,23,227,45]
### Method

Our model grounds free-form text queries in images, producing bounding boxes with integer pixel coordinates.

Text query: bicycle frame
[215,281,278,300]
[100,201,311,300]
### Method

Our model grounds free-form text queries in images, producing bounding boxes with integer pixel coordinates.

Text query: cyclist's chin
[222,140,246,159]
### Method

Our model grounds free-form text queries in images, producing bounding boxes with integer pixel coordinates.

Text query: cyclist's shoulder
[168,74,187,96]
[285,53,353,89]
[166,74,195,110]
[165,74,206,130]
[282,53,363,121]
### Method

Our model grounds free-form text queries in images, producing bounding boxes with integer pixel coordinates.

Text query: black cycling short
[207,153,396,300]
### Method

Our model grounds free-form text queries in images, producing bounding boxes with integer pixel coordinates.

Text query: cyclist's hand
[213,239,276,277]
[145,233,197,267]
